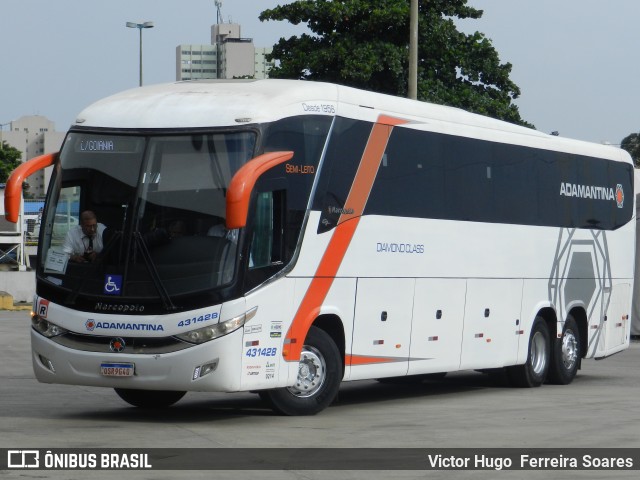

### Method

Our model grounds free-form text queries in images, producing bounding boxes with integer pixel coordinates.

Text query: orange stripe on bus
[283,115,408,362]
[378,114,411,126]
[338,122,392,225]
[283,218,360,360]
[346,354,408,366]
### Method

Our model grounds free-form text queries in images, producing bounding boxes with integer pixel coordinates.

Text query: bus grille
[51,332,193,354]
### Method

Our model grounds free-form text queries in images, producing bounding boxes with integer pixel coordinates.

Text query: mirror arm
[4,152,57,223]
[226,151,294,229]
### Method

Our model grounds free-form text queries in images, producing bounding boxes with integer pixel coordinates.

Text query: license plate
[100,362,134,377]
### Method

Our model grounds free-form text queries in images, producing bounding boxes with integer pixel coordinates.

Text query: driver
[62,210,106,263]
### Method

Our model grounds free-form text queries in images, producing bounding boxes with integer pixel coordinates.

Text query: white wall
[0,271,35,303]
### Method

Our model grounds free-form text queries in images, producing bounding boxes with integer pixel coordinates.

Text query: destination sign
[73,135,144,154]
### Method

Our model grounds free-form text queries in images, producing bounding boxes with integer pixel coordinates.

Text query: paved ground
[1,310,639,480]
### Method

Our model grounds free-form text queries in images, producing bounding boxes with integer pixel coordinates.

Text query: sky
[1,0,639,145]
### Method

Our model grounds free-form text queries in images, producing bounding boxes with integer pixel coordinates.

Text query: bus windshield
[39,130,256,310]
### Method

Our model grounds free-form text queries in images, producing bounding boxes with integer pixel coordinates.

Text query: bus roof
[75,80,341,129]
[73,79,629,163]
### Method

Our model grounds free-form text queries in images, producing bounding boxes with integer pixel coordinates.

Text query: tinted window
[312,117,373,233]
[258,115,333,259]
[364,127,633,230]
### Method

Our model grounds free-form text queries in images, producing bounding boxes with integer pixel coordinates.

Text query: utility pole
[408,0,419,100]
[126,21,154,87]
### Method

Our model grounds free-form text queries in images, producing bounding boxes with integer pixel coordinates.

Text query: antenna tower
[215,0,223,24]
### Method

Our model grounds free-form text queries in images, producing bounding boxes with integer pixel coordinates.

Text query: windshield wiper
[133,231,177,312]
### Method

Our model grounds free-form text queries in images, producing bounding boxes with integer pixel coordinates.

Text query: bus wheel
[260,326,342,415]
[548,315,581,385]
[507,316,549,388]
[114,388,186,408]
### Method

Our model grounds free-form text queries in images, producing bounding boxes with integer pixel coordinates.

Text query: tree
[260,0,532,127]
[621,132,640,168]
[0,142,22,183]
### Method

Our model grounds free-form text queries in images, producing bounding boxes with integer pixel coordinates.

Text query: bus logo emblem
[109,337,126,353]
[104,275,122,295]
[616,184,624,208]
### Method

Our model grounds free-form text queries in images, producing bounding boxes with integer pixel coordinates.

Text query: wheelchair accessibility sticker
[104,275,122,295]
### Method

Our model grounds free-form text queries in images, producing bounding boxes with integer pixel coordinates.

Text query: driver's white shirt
[62,224,106,256]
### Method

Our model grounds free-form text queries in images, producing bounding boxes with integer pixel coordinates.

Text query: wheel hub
[561,329,578,370]
[530,331,547,376]
[288,346,326,398]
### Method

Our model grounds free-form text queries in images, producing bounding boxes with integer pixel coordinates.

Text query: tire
[507,316,550,388]
[114,388,186,408]
[548,315,581,385]
[260,326,342,415]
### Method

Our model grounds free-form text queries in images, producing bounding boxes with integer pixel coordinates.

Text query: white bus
[5,80,635,415]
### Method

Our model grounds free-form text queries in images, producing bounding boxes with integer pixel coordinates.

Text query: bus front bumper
[30,328,245,392]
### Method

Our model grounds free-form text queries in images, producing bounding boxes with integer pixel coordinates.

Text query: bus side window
[51,186,82,245]
[249,190,285,270]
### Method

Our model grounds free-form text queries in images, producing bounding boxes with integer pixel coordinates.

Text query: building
[176,23,274,81]
[0,115,64,197]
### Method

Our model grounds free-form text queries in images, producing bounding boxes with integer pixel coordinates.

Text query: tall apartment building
[0,115,64,197]
[176,23,274,81]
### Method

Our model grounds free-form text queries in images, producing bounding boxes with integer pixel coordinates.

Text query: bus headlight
[174,307,258,345]
[31,314,69,338]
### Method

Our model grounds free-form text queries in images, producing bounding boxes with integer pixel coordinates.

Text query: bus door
[459,279,523,369]
[349,278,414,379]
[408,279,466,375]
[597,283,632,357]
